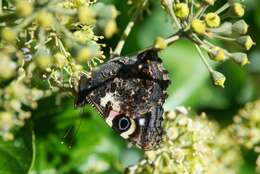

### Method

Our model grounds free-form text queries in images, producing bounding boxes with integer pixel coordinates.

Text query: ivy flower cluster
[159,0,255,87]
[127,100,260,174]
[0,0,118,140]
[230,100,260,173]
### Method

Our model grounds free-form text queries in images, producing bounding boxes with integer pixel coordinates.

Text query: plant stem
[188,0,194,23]
[138,31,182,53]
[195,44,213,73]
[164,33,181,46]
[167,2,182,30]
[212,34,236,41]
[112,19,135,56]
[54,17,75,42]
[0,0,2,14]
[113,0,148,56]
[215,2,230,15]
[14,13,38,32]
[194,4,208,19]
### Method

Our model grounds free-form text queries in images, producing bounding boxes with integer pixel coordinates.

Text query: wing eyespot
[118,117,130,131]
[113,116,130,132]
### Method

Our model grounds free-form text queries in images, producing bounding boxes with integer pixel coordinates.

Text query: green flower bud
[205,13,221,28]
[232,20,248,35]
[210,70,226,88]
[174,3,189,19]
[231,3,245,17]
[209,22,232,36]
[236,35,255,50]
[230,52,249,66]
[16,0,33,17]
[154,37,167,50]
[191,19,206,34]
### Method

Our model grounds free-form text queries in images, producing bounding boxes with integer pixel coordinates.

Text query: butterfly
[75,49,170,150]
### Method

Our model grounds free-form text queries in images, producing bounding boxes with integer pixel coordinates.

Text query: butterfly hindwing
[75,49,170,150]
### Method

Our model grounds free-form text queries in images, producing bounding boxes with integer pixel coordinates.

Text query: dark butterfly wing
[75,49,170,150]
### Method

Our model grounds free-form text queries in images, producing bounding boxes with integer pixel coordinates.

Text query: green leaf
[0,123,35,174]
[160,40,211,109]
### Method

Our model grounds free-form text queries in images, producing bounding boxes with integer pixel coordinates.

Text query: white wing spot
[100,92,121,112]
[138,118,146,126]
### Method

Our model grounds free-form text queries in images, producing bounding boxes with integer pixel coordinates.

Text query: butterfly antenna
[67,107,84,149]
[60,125,74,145]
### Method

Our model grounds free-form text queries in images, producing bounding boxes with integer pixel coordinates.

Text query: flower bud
[191,19,206,34]
[16,0,33,17]
[205,13,221,28]
[76,47,92,63]
[154,37,167,50]
[204,0,215,5]
[231,3,245,17]
[3,132,14,141]
[232,20,248,35]
[36,11,54,28]
[210,70,226,88]
[1,27,17,43]
[0,54,16,79]
[54,53,67,68]
[0,111,13,131]
[35,54,53,70]
[71,63,83,78]
[111,6,119,19]
[174,3,189,19]
[209,47,226,62]
[209,22,232,36]
[145,151,157,161]
[166,127,179,140]
[161,0,173,7]
[79,7,96,25]
[73,0,85,7]
[165,111,176,120]
[236,35,255,50]
[230,52,249,66]
[104,20,117,38]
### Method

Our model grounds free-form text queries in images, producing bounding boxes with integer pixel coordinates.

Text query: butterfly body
[75,49,170,150]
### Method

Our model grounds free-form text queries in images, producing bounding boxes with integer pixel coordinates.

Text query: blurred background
[1,0,259,173]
